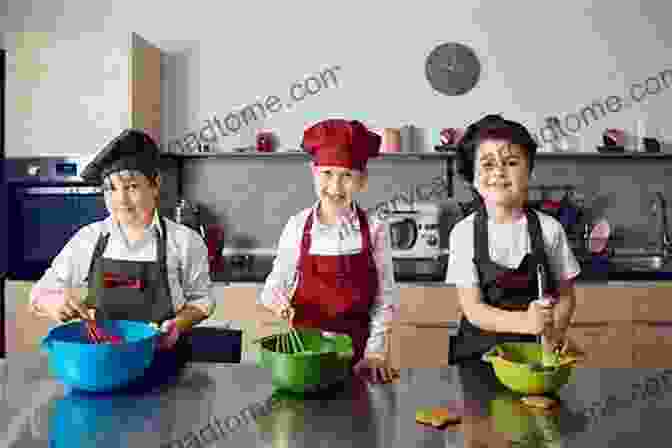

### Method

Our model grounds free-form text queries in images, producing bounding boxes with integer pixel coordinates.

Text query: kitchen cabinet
[5,281,56,354]
[626,284,672,367]
[632,322,672,368]
[199,283,672,368]
[572,286,634,323]
[5,31,160,157]
[398,286,461,325]
[214,284,457,367]
[567,323,633,368]
[394,323,451,368]
[11,281,672,369]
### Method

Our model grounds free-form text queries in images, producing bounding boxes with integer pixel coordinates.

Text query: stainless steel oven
[6,157,108,281]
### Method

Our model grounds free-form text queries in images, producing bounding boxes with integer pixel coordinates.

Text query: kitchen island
[2,353,671,447]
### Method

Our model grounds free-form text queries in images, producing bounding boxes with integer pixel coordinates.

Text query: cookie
[521,396,558,409]
[416,407,461,427]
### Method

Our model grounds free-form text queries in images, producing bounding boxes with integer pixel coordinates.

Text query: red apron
[291,205,379,366]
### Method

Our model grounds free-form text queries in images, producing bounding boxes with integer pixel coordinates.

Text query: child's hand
[524,298,555,335]
[266,286,295,323]
[157,319,180,351]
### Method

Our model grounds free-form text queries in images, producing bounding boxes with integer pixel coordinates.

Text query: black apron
[84,215,192,375]
[83,215,243,366]
[86,216,174,324]
[448,200,559,365]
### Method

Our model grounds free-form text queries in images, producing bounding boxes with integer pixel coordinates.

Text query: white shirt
[445,210,581,287]
[30,211,215,317]
[258,201,399,355]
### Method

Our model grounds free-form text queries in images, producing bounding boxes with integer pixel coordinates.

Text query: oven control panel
[6,157,92,184]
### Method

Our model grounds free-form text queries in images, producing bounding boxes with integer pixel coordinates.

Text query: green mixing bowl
[257,328,353,393]
[481,342,576,395]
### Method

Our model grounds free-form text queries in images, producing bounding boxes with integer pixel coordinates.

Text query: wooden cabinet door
[567,323,633,368]
[398,286,461,325]
[633,322,672,368]
[6,281,57,354]
[395,324,452,368]
[209,285,266,363]
[573,287,634,324]
[632,284,672,321]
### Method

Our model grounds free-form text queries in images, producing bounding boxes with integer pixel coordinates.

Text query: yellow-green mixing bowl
[481,342,577,395]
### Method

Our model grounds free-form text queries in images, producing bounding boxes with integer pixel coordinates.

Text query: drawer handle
[582,331,603,337]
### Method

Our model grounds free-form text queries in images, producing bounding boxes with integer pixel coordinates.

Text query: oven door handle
[21,186,102,195]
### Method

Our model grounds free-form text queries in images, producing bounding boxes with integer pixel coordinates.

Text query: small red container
[256,132,275,152]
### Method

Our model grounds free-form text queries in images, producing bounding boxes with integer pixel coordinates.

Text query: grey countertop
[2,354,671,447]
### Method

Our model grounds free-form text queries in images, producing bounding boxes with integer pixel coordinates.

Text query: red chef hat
[301,119,381,171]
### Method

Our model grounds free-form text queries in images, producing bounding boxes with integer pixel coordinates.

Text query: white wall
[1,0,670,157]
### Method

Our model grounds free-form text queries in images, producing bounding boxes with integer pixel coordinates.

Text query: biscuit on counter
[521,396,558,409]
[416,407,461,427]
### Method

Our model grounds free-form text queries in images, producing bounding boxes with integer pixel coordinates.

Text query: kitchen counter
[3,354,671,447]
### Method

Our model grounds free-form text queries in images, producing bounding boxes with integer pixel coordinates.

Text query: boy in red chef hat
[259,119,400,383]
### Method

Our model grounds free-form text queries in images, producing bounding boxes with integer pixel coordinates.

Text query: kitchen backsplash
[453,156,672,249]
[179,155,672,251]
[180,157,451,250]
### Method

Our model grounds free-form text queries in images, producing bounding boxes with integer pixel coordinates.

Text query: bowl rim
[43,320,160,348]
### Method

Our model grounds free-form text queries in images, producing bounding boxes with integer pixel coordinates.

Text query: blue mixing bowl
[41,320,160,392]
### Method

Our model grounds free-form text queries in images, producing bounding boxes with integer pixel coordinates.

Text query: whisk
[273,277,305,354]
[83,315,123,345]
[255,325,305,354]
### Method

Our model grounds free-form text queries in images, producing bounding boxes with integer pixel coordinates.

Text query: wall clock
[425,42,481,96]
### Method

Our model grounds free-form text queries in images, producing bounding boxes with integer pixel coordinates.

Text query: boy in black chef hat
[447,114,584,364]
[30,129,215,353]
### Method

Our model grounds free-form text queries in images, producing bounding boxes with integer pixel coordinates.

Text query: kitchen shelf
[535,151,672,159]
[162,148,457,197]
[161,149,457,160]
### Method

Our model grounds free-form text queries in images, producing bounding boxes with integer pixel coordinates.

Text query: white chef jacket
[445,209,581,287]
[30,210,215,317]
[258,200,399,355]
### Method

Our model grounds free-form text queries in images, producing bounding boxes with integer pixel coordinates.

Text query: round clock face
[425,43,481,96]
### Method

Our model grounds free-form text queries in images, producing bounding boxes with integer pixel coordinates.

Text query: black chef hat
[81,129,161,184]
[456,114,538,184]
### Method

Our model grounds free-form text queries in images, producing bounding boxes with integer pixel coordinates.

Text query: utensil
[255,329,305,355]
[83,316,123,345]
[529,265,556,372]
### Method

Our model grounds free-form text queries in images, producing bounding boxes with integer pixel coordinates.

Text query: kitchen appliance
[1,49,7,358]
[388,201,446,281]
[388,201,441,258]
[173,198,206,240]
[5,157,109,281]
